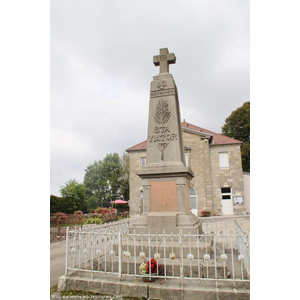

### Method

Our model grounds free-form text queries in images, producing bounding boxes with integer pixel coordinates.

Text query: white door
[221,187,233,215]
[190,187,197,216]
[221,199,233,215]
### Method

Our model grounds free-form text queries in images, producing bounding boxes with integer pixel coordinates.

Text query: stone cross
[153,48,176,74]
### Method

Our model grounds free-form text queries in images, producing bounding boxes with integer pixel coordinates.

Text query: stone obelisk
[129,48,202,234]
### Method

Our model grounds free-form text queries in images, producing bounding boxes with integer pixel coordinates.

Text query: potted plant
[201,210,211,217]
[139,258,158,282]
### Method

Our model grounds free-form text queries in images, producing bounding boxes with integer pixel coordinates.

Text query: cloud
[50,0,249,195]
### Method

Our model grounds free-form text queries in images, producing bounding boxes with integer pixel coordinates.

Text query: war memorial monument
[129,47,202,234]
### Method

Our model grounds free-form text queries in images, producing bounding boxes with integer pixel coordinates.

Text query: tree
[59,179,87,213]
[50,195,63,214]
[119,152,129,201]
[221,102,250,172]
[84,152,129,209]
[83,160,105,208]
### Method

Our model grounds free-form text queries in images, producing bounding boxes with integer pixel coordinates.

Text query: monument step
[58,273,250,300]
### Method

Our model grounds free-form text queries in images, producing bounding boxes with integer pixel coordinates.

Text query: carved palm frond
[158,142,169,161]
[154,99,171,124]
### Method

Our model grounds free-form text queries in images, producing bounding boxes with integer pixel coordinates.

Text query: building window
[219,152,229,169]
[141,157,146,167]
[189,187,196,208]
[185,152,189,167]
[189,187,197,216]
[221,187,231,199]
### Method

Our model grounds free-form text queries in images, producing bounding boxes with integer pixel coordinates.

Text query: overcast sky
[50,0,250,196]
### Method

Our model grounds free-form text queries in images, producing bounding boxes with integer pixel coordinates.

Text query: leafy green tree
[50,195,63,214]
[83,153,129,208]
[221,101,250,172]
[59,179,87,213]
[84,152,129,209]
[119,152,129,201]
[83,160,105,208]
[101,153,122,202]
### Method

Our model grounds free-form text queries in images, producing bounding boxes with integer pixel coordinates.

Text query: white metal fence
[235,220,250,277]
[202,217,250,278]
[65,218,250,282]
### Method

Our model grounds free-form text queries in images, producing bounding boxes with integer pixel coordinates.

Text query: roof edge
[126,140,147,152]
[182,127,213,137]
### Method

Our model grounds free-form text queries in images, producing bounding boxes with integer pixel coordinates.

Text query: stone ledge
[136,165,194,179]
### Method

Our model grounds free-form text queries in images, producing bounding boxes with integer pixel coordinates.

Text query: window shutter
[219,152,229,169]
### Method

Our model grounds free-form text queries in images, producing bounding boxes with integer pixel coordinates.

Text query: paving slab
[50,239,66,287]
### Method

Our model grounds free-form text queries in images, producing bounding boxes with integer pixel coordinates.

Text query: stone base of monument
[129,211,202,234]
[58,273,250,300]
[134,164,202,234]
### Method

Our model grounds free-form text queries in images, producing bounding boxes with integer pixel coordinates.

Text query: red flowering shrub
[201,210,211,217]
[94,207,105,214]
[94,207,116,214]
[108,207,116,214]
[146,258,157,274]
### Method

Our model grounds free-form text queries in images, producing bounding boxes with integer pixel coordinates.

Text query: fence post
[179,230,184,286]
[163,229,166,280]
[148,230,151,278]
[213,235,217,279]
[57,217,60,237]
[118,230,122,280]
[65,226,69,276]
[134,229,137,276]
[91,230,94,279]
[247,233,250,276]
[230,231,235,280]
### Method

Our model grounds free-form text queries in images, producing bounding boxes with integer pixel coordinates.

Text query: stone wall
[210,144,246,215]
[243,173,250,214]
[182,131,208,216]
[129,150,145,215]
